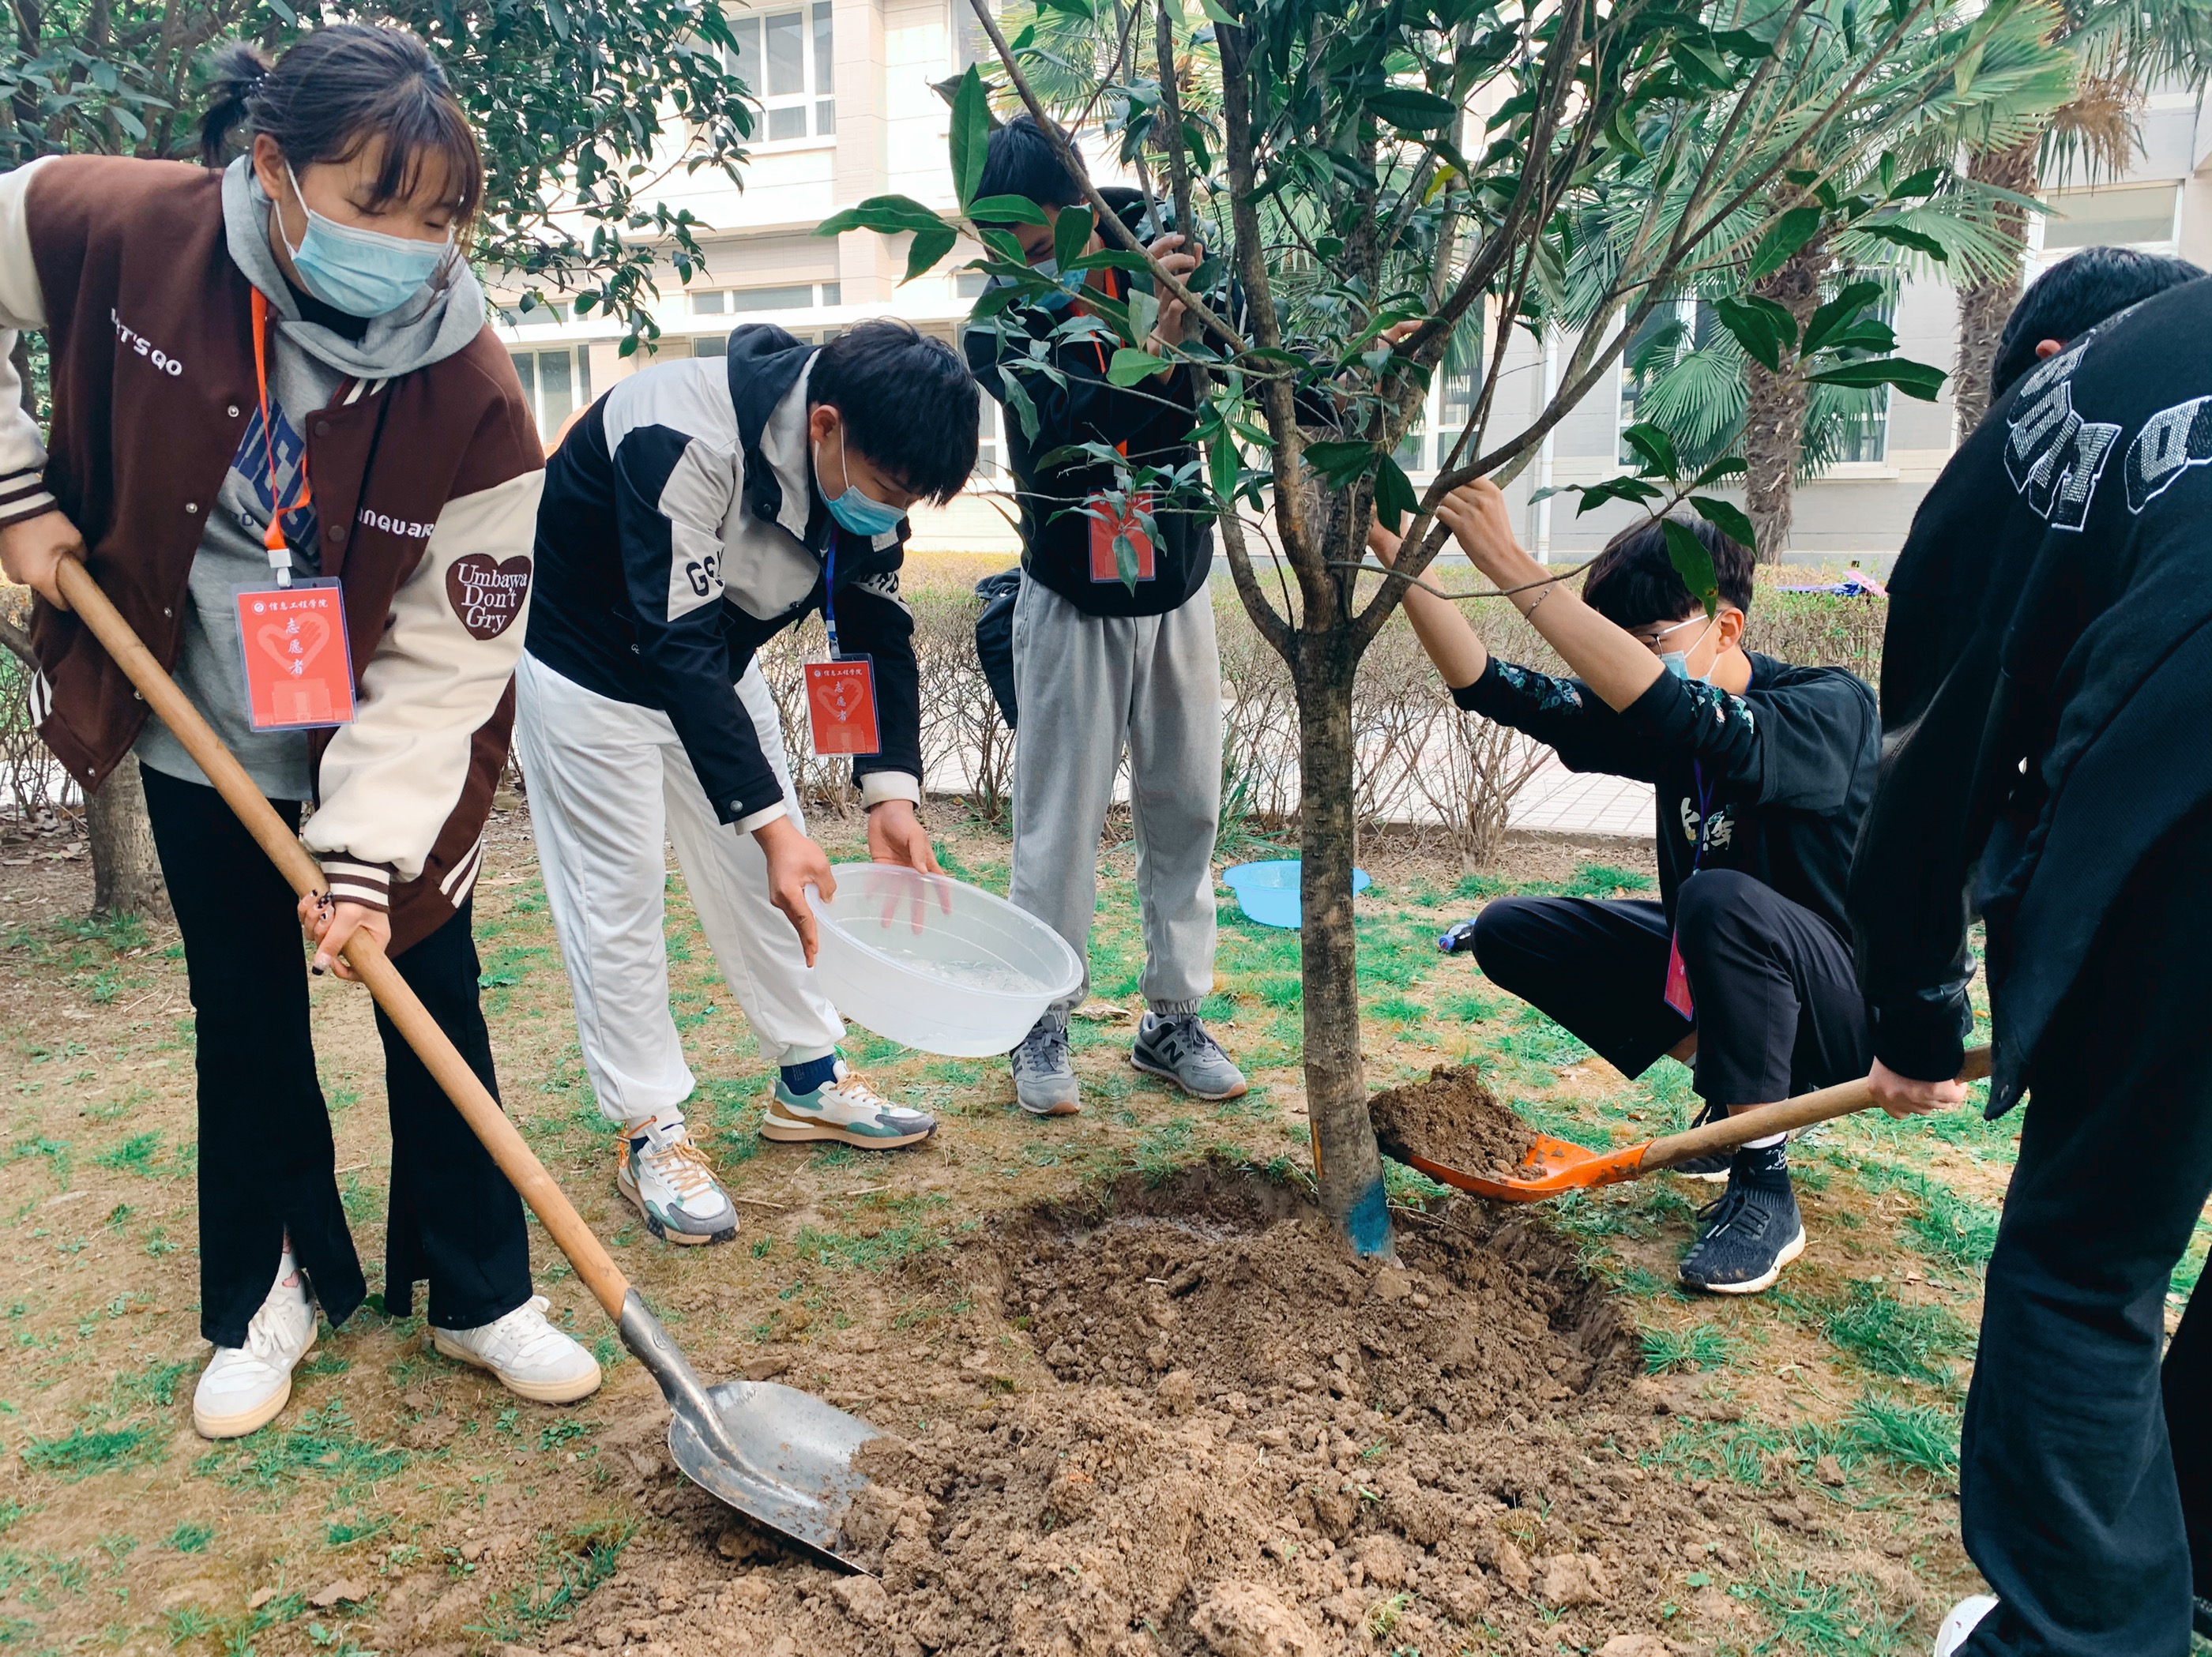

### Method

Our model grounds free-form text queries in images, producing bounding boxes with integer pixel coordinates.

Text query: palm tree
[1953,4,2212,435]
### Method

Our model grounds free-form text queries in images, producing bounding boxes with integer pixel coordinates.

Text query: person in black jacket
[1373,483,1878,1294]
[1851,256,2212,1657]
[520,320,980,1247]
[963,116,1247,1115]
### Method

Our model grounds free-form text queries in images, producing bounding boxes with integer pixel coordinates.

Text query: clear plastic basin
[805,864,1083,1057]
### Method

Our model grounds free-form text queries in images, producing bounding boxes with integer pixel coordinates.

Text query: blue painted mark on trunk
[1344,1174,1392,1257]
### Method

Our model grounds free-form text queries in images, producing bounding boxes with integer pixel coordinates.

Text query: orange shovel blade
[1401,1134,1656,1201]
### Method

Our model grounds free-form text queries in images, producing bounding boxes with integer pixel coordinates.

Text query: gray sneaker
[1130,1013,1248,1100]
[1011,1018,1081,1116]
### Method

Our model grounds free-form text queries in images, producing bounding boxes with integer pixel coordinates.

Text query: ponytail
[199,39,272,167]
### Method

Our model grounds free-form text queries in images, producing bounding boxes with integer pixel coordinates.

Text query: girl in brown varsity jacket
[0,26,601,1438]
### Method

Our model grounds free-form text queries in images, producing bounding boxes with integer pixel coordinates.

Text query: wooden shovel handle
[55,558,634,1324]
[1640,1044,1995,1174]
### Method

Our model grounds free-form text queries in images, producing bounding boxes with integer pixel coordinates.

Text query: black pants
[141,765,531,1345]
[1469,868,1870,1107]
[1962,806,2212,1657]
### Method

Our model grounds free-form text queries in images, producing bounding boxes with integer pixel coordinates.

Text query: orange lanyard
[250,287,313,585]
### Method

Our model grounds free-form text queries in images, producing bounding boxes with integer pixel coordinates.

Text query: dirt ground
[2,802,2206,1657]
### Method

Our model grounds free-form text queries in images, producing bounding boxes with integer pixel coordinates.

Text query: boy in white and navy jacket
[520,319,979,1245]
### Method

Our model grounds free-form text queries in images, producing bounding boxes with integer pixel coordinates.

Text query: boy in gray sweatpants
[965,115,1245,1114]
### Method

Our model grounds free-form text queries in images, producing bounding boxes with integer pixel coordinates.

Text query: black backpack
[973,568,1021,731]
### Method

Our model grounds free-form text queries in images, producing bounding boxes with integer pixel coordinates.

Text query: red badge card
[805,656,881,757]
[1088,493,1157,585]
[234,580,356,731]
[1663,930,1695,1020]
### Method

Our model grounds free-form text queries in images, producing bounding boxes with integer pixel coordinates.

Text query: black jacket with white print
[1454,651,1879,937]
[528,325,922,832]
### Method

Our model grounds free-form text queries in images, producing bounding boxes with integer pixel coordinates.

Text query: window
[2042,183,2181,254]
[1809,275,1897,468]
[691,283,841,314]
[976,394,1004,480]
[695,335,730,358]
[955,272,989,299]
[954,0,1000,73]
[510,348,592,443]
[728,3,835,142]
[1618,297,1724,461]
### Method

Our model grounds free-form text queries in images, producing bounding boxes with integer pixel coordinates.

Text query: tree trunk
[88,758,167,919]
[1741,239,1827,563]
[1952,138,2041,438]
[1296,634,1393,1258]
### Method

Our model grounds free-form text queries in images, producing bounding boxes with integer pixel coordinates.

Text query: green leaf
[1712,296,1783,373]
[1209,436,1240,502]
[1001,370,1041,442]
[1374,456,1419,533]
[949,66,990,209]
[902,224,958,284]
[965,194,1050,226]
[1808,358,1949,400]
[1687,494,1757,553]
[816,194,948,238]
[1053,205,1096,272]
[1302,440,1375,487]
[1197,0,1238,23]
[1108,348,1171,387]
[1114,531,1139,592]
[1661,519,1721,619]
[1691,456,1747,489]
[1038,0,1094,16]
[1858,220,1949,261]
[1888,166,1945,201]
[1747,206,1823,283]
[1620,422,1681,481]
[1365,88,1459,132]
[1604,104,1644,160]
[1800,280,1884,358]
[1668,37,1732,89]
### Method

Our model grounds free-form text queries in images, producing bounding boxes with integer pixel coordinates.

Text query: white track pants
[514,652,843,1125]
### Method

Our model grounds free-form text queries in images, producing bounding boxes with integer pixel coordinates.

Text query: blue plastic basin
[1221,859,1371,929]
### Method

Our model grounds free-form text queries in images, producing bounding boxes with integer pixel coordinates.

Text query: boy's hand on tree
[1436,480,1530,587]
[0,509,85,609]
[1867,1057,1969,1119]
[297,892,391,981]
[867,798,941,875]
[1145,234,1199,350]
[756,815,836,968]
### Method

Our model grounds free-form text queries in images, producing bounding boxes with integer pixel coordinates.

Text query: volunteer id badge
[1664,930,1695,1020]
[1089,494,1157,584]
[805,656,881,757]
[234,579,356,731]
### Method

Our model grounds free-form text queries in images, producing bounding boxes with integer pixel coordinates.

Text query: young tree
[836,0,2022,1253]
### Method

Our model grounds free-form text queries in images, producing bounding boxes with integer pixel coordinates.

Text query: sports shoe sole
[758,1099,936,1149]
[615,1160,738,1247]
[192,1330,314,1440]
[1018,1095,1083,1117]
[1674,1164,1732,1184]
[1129,1051,1250,1101]
[430,1327,604,1404]
[1682,1224,1807,1296]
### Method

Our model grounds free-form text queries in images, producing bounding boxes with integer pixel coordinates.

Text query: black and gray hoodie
[528,325,922,831]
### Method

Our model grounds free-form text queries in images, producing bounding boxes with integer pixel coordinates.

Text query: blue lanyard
[1689,763,1715,870]
[822,538,842,659]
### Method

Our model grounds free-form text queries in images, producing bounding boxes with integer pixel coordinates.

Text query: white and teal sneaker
[762,1061,937,1150]
[615,1115,739,1246]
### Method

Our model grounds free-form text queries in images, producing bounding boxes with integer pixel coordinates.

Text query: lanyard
[822,538,843,659]
[1688,762,1717,870]
[250,287,313,590]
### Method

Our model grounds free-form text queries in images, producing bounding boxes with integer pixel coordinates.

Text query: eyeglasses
[1627,614,1709,655]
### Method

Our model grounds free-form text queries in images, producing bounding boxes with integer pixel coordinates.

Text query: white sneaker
[763,1060,938,1148]
[1935,1595,1999,1657]
[616,1114,739,1245]
[431,1295,603,1403]
[193,1253,318,1439]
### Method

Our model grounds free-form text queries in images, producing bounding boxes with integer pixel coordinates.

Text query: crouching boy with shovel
[1371,489,1879,1294]
[517,319,980,1246]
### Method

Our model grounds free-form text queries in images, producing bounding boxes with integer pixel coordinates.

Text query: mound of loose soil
[1368,1064,1540,1178]
[533,1171,1793,1657]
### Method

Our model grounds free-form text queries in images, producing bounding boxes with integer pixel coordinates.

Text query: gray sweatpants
[1009,577,1223,1019]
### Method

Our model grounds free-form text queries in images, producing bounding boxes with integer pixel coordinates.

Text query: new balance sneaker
[1130,1012,1247,1101]
[1934,1595,1998,1657]
[616,1115,739,1245]
[431,1295,603,1404]
[1678,1143,1805,1295]
[762,1061,937,1149]
[193,1253,318,1439]
[1672,1099,1733,1183]
[1011,1017,1081,1116]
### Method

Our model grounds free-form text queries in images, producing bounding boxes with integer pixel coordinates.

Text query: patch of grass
[167,1523,213,1554]
[1557,862,1656,900]
[1492,1007,1592,1073]
[793,1223,946,1272]
[1381,1157,1450,1209]
[468,1522,634,1641]
[1842,1392,1961,1481]
[194,1400,404,1497]
[1133,1118,1198,1184]
[1436,986,1503,1022]
[1795,1282,1973,1387]
[1643,1416,1784,1488]
[1904,1183,2000,1270]
[325,1512,393,1548]
[1736,1569,1910,1655]
[1453,872,1512,900]
[1367,994,1425,1025]
[116,1356,197,1410]
[21,1423,154,1480]
[1642,1324,1739,1375]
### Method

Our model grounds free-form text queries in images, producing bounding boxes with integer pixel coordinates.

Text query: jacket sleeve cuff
[733,802,790,836]
[1870,990,1973,1083]
[859,771,921,808]
[320,857,395,914]
[0,468,55,528]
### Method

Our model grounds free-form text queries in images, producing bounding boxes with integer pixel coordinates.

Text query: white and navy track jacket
[527,325,924,832]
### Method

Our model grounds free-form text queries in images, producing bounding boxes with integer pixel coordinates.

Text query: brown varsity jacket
[0,155,544,952]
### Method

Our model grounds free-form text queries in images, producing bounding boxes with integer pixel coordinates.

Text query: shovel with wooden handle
[51,558,879,1566]
[1385,1046,1993,1202]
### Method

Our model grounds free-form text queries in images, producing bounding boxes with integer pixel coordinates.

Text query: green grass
[167,1523,214,1554]
[1557,862,1656,899]
[193,1400,404,1497]
[1793,1282,1974,1387]
[1644,1417,1785,1488]
[792,1222,947,1272]
[91,1132,162,1175]
[115,1356,196,1411]
[1736,1569,1911,1655]
[21,1423,154,1481]
[1642,1324,1739,1375]
[467,1524,634,1642]
[1841,1392,1961,1481]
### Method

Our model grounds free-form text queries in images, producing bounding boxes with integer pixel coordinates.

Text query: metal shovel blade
[620,1291,880,1566]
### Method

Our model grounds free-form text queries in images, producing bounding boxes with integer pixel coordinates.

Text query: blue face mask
[1026,257,1082,312]
[818,426,906,538]
[1656,614,1719,681]
[280,163,451,319]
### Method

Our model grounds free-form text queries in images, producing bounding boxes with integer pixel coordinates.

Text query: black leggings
[1469,868,1870,1108]
[141,765,530,1344]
